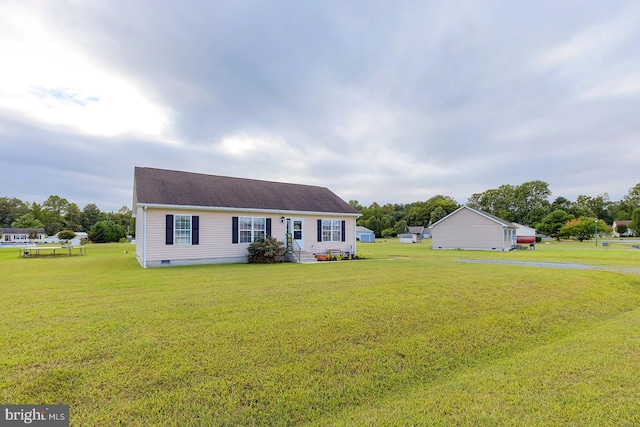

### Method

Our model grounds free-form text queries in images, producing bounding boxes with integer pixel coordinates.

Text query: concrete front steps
[285,250,318,264]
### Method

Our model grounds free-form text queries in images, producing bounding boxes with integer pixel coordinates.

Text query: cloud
[0,1,171,138]
[0,0,639,212]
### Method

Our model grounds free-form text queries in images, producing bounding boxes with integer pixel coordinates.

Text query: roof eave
[135,203,361,218]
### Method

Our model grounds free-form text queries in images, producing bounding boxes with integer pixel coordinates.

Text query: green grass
[1,241,639,425]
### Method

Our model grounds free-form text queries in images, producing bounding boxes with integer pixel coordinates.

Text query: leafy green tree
[615,224,628,236]
[629,208,640,236]
[348,200,364,211]
[430,206,448,224]
[64,203,83,231]
[364,217,383,237]
[536,210,574,241]
[575,194,612,223]
[81,203,103,231]
[11,213,45,229]
[623,183,640,213]
[393,220,408,236]
[468,181,551,225]
[381,215,395,232]
[0,197,28,227]
[89,220,125,243]
[550,196,572,212]
[468,185,517,222]
[108,206,133,235]
[514,180,552,225]
[405,195,459,226]
[57,230,76,244]
[560,217,595,242]
[42,195,69,217]
[42,195,70,236]
[27,230,39,243]
[29,202,44,223]
[381,228,396,238]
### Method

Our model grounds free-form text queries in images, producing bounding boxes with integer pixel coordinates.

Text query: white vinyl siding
[136,208,358,266]
[432,208,515,251]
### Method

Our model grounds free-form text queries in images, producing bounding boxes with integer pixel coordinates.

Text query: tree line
[0,195,134,239]
[352,181,640,238]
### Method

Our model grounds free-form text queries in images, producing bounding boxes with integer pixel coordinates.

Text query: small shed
[431,206,516,251]
[356,226,376,243]
[408,226,425,242]
[398,233,414,244]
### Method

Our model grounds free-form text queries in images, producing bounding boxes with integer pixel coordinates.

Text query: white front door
[288,218,304,250]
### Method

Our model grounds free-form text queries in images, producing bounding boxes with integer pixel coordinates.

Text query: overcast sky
[1,1,639,212]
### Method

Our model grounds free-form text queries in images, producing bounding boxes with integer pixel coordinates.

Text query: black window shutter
[232,217,238,244]
[317,219,322,242]
[341,220,346,242]
[192,216,199,245]
[266,218,272,238]
[165,215,174,245]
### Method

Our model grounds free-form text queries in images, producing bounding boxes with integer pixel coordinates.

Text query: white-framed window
[239,217,266,243]
[174,215,192,245]
[321,219,342,242]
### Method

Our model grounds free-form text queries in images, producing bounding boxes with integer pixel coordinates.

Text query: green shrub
[247,237,285,263]
[89,221,126,243]
[57,229,76,244]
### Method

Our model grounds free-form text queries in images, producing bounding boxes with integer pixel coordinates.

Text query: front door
[287,218,304,250]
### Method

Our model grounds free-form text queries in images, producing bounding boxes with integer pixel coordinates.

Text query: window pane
[240,231,252,243]
[239,217,266,243]
[240,217,252,230]
[254,217,265,230]
[174,215,191,245]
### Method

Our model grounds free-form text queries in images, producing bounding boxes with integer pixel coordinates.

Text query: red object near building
[517,236,536,244]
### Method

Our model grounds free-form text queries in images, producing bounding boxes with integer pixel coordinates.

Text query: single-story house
[431,206,517,251]
[356,226,375,243]
[1,228,45,244]
[132,167,361,267]
[408,226,425,242]
[612,220,633,237]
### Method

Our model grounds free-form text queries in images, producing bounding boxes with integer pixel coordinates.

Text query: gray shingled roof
[1,228,45,234]
[134,167,360,215]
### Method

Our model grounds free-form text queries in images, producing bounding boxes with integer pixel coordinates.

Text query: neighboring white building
[398,233,414,244]
[1,229,88,246]
[1,228,45,244]
[512,223,537,238]
[612,220,633,237]
[431,206,517,251]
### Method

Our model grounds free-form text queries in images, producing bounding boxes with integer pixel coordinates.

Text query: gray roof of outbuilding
[0,228,45,233]
[134,167,360,215]
[431,206,516,228]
